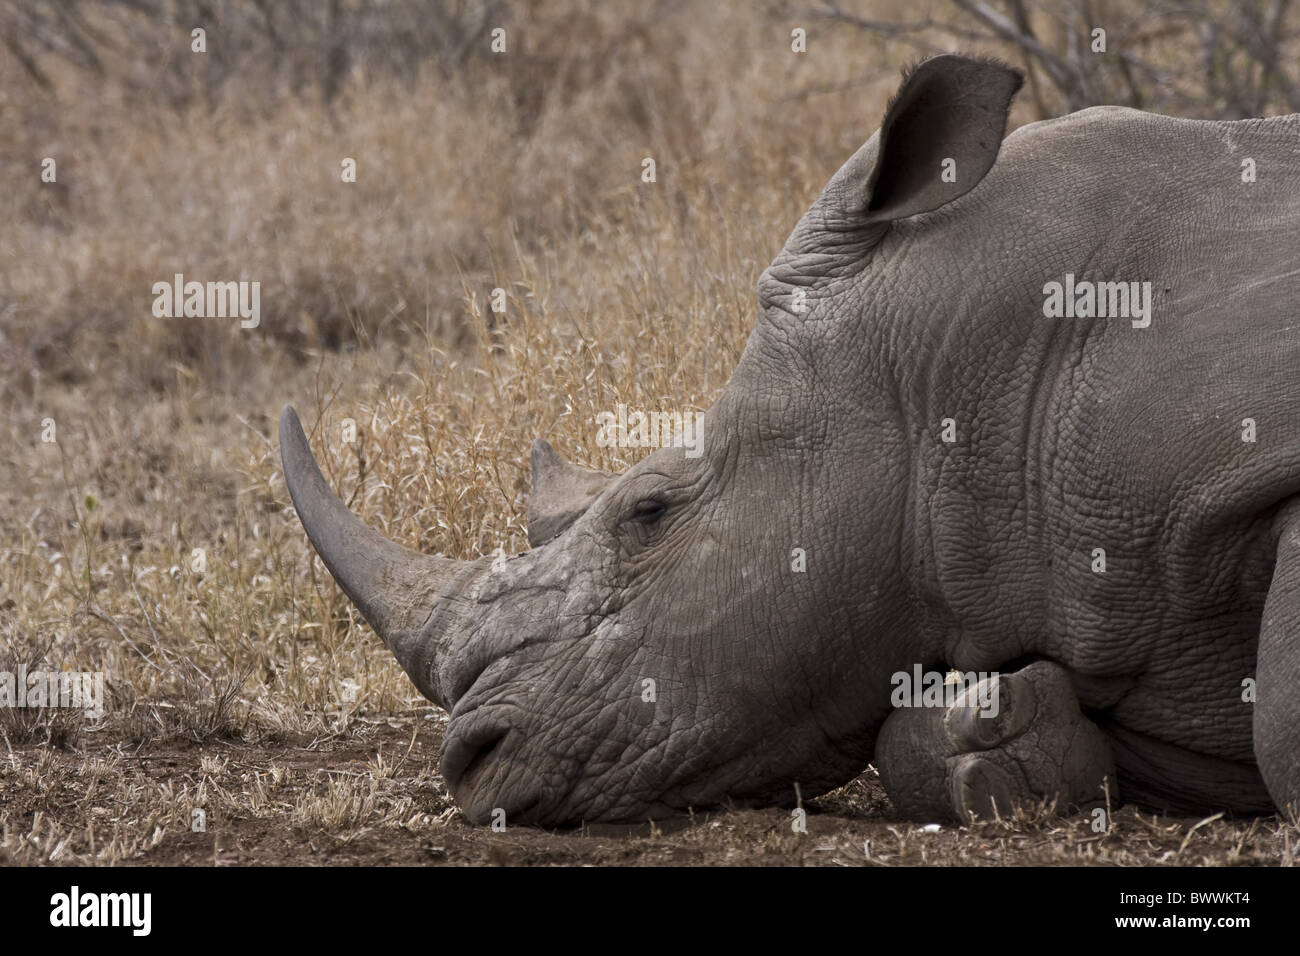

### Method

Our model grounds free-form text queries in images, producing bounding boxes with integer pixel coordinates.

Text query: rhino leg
[1254,507,1300,821]
[875,661,1116,824]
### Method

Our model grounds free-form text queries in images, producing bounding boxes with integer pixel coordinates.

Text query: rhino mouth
[441,707,556,824]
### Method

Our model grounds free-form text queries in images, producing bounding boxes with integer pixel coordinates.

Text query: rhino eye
[629,498,667,526]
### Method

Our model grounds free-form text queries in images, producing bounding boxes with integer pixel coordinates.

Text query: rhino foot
[876,661,1116,824]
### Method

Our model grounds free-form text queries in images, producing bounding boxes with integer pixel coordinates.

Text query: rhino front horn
[279,405,479,708]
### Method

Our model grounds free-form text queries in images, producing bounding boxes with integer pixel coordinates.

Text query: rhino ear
[527,439,614,547]
[863,54,1023,222]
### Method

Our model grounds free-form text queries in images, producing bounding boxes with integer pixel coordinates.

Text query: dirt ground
[3,717,1295,866]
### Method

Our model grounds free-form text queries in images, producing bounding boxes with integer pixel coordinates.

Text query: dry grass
[1,0,1296,865]
[2,0,887,753]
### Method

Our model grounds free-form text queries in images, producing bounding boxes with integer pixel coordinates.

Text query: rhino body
[281,55,1300,826]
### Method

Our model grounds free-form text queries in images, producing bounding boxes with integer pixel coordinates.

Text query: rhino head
[281,54,1023,826]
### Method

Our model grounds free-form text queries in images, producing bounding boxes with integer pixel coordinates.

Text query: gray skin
[280,54,1300,827]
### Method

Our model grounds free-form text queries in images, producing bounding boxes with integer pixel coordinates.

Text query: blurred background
[6,0,1298,394]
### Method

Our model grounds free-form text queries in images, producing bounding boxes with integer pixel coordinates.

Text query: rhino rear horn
[527,439,613,546]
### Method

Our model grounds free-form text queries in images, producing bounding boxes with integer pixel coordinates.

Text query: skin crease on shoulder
[279,53,1300,828]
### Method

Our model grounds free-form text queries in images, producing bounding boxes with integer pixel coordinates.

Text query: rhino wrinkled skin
[281,54,1300,827]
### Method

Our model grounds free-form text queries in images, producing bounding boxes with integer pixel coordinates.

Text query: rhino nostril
[461,732,507,784]
[443,724,511,793]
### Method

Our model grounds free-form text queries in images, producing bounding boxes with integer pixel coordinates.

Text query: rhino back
[1033,110,1300,610]
[879,106,1299,776]
[1023,109,1298,766]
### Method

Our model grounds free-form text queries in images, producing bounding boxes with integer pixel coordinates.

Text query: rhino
[280,54,1300,827]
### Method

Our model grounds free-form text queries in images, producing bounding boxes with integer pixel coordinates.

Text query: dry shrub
[1,0,885,396]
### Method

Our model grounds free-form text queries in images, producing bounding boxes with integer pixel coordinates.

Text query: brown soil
[4,719,1294,866]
